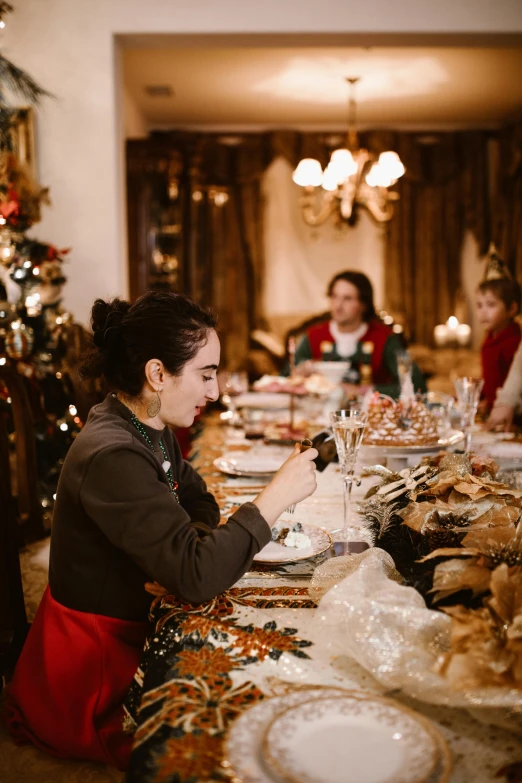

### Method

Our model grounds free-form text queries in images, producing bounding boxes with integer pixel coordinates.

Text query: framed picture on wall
[8,106,37,177]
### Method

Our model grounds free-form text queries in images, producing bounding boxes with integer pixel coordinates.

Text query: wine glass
[453,377,484,452]
[396,350,413,387]
[218,371,248,426]
[330,406,367,542]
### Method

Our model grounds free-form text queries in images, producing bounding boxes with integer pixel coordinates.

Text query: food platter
[359,429,464,459]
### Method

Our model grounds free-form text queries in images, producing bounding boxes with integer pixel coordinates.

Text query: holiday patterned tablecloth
[124,415,522,783]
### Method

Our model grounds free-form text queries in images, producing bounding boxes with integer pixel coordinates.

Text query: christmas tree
[0,3,85,534]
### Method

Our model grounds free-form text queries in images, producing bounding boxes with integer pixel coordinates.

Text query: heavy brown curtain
[494,121,522,279]
[128,125,522,363]
[383,131,491,344]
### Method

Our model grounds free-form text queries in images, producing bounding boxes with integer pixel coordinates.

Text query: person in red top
[477,274,522,411]
[294,270,426,398]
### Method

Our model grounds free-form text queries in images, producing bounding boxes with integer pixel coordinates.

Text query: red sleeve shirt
[481,321,522,407]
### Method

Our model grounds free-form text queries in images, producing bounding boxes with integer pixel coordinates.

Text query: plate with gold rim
[262,694,438,783]
[360,429,464,458]
[253,523,332,564]
[223,687,450,783]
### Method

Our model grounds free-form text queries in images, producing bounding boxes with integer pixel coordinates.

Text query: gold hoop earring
[147,391,161,418]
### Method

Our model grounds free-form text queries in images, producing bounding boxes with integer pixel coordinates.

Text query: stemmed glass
[330,406,367,542]
[454,377,484,452]
[218,371,248,426]
[396,350,413,388]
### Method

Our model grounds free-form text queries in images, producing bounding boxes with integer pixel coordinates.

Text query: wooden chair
[0,407,29,686]
[0,361,46,543]
[61,322,104,424]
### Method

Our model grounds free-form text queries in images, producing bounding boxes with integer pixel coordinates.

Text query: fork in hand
[286,438,313,514]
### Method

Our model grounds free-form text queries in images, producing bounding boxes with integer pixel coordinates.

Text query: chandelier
[292,77,405,225]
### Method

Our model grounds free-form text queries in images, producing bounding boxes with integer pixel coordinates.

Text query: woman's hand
[486,404,515,431]
[253,444,318,526]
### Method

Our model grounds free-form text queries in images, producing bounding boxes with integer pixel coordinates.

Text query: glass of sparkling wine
[218,371,248,426]
[453,377,484,452]
[330,407,367,542]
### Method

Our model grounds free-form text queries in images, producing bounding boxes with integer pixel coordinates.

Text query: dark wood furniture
[0,406,29,686]
[0,361,45,543]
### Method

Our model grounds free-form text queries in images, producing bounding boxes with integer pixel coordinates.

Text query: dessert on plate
[271,522,312,549]
[363,393,440,447]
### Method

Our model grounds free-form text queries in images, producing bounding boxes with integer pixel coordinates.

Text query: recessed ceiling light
[144,85,174,98]
[216,135,243,146]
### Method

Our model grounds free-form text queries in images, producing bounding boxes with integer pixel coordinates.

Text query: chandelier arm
[357,183,395,222]
[299,190,337,226]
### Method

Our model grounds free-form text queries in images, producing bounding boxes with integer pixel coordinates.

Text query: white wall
[263,157,384,328]
[461,230,488,350]
[123,87,148,139]
[5,0,522,324]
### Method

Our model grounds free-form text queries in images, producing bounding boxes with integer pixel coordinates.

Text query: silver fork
[286,438,313,514]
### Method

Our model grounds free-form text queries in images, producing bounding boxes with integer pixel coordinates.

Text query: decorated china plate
[223,688,451,783]
[253,523,332,564]
[262,694,437,783]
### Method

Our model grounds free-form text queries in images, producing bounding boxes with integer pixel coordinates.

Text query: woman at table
[294,270,426,398]
[7,291,318,770]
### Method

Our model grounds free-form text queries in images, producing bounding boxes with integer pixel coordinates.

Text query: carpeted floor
[0,538,125,783]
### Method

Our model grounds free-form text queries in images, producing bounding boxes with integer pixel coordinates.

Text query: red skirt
[6,586,148,770]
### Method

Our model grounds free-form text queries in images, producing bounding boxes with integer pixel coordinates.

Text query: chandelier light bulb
[321,165,340,192]
[330,148,357,180]
[378,151,405,182]
[292,158,323,188]
[366,163,394,189]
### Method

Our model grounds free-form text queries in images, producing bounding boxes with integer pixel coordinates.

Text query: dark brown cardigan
[49,394,271,621]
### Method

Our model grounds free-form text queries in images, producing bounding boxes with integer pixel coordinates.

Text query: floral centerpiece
[309,453,522,729]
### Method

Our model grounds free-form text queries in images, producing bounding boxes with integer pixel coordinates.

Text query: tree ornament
[5,319,33,358]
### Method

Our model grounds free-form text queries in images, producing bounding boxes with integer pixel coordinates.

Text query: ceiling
[122,45,522,131]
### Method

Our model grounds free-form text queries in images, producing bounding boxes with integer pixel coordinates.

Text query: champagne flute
[218,370,248,426]
[454,377,484,452]
[330,407,367,542]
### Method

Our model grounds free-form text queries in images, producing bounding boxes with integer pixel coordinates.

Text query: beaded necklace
[129,412,180,502]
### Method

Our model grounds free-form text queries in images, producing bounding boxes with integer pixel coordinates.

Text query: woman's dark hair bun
[80,291,217,396]
[91,298,130,349]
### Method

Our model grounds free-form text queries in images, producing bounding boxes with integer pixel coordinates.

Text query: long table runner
[125,415,522,783]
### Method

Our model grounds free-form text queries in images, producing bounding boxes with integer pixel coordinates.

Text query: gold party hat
[482,242,512,282]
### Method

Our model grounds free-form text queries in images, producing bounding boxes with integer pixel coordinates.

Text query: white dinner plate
[253,523,332,563]
[235,391,292,409]
[262,694,438,783]
[213,447,292,476]
[223,688,451,783]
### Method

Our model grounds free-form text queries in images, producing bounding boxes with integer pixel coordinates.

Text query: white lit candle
[434,324,447,347]
[456,323,471,347]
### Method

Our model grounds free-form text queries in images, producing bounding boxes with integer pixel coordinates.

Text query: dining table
[124,411,522,783]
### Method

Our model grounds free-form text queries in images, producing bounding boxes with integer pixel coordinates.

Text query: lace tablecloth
[125,417,522,783]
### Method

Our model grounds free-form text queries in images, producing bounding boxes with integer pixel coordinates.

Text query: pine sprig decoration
[0,55,52,105]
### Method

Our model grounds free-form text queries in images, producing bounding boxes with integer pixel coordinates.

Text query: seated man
[294,270,426,399]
